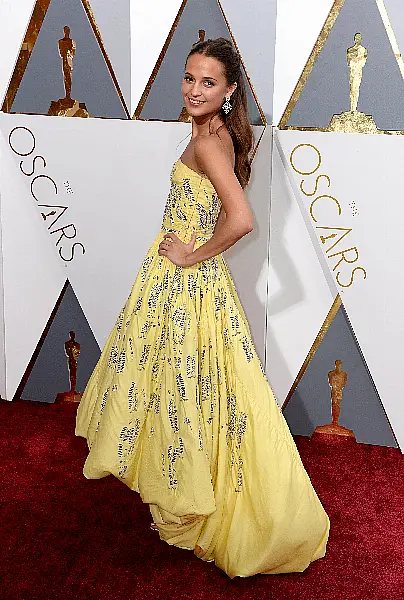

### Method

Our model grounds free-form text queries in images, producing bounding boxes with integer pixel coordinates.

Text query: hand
[158,232,196,267]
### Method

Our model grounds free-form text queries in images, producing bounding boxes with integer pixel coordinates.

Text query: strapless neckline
[177,158,206,179]
[176,158,215,191]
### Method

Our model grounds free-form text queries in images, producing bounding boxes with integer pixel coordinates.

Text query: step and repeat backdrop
[0,0,402,451]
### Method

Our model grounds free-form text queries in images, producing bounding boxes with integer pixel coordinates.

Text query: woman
[76,38,330,578]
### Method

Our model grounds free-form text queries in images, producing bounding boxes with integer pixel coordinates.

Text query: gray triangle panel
[284,305,397,447]
[11,0,127,119]
[21,282,100,403]
[139,0,263,124]
[287,0,404,130]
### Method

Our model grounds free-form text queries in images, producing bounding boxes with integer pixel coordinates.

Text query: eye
[184,75,193,82]
[204,81,214,87]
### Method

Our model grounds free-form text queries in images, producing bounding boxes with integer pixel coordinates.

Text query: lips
[187,97,205,106]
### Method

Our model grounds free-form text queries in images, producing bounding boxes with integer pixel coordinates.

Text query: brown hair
[187,38,253,188]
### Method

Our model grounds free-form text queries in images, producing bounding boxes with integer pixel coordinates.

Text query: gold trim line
[282,293,342,411]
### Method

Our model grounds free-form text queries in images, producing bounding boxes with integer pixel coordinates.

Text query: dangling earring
[222,95,232,115]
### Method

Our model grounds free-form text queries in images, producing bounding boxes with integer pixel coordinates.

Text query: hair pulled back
[187,38,253,189]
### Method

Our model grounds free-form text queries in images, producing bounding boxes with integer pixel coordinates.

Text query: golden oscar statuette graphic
[327,33,378,134]
[48,26,90,117]
[314,360,356,439]
[56,331,83,403]
[178,29,206,123]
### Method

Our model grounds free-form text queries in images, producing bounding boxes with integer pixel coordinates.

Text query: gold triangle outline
[132,0,266,124]
[278,0,404,134]
[2,0,130,118]
[250,125,266,161]
[282,293,341,410]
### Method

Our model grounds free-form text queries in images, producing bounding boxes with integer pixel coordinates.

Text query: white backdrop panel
[1,114,192,347]
[0,0,36,106]
[0,124,66,400]
[277,129,404,449]
[225,127,272,364]
[266,136,336,405]
[273,0,335,125]
[130,0,183,115]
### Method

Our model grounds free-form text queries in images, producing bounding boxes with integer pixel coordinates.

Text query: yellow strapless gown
[75,159,330,578]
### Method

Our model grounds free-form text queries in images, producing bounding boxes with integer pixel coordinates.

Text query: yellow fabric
[76,159,330,578]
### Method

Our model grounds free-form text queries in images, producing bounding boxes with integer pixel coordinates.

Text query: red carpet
[0,398,403,600]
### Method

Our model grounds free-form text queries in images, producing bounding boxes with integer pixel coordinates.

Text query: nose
[190,83,202,97]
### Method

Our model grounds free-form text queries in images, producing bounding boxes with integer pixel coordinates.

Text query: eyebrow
[184,71,218,82]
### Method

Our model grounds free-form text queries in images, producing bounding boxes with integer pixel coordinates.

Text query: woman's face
[182,53,236,119]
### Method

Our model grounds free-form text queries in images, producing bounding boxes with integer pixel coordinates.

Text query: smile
[188,97,205,106]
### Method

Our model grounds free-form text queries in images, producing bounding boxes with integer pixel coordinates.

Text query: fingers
[186,231,197,250]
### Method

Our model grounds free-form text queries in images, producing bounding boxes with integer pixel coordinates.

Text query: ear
[227,82,237,98]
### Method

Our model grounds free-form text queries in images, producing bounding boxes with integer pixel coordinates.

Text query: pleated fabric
[76,160,329,577]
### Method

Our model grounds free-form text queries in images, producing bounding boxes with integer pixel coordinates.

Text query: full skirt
[75,231,330,578]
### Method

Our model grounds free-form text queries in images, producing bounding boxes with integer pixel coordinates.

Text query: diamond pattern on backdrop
[0,0,401,453]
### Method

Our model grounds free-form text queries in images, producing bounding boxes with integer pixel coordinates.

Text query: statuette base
[327,111,378,134]
[314,423,356,438]
[56,390,82,403]
[48,98,89,118]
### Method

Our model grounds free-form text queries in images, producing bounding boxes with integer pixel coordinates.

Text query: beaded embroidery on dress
[76,159,330,578]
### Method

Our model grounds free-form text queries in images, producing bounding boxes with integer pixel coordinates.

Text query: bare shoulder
[194,131,234,173]
[194,134,225,158]
[193,130,243,200]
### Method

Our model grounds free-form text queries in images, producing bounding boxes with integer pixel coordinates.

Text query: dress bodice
[160,159,222,243]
